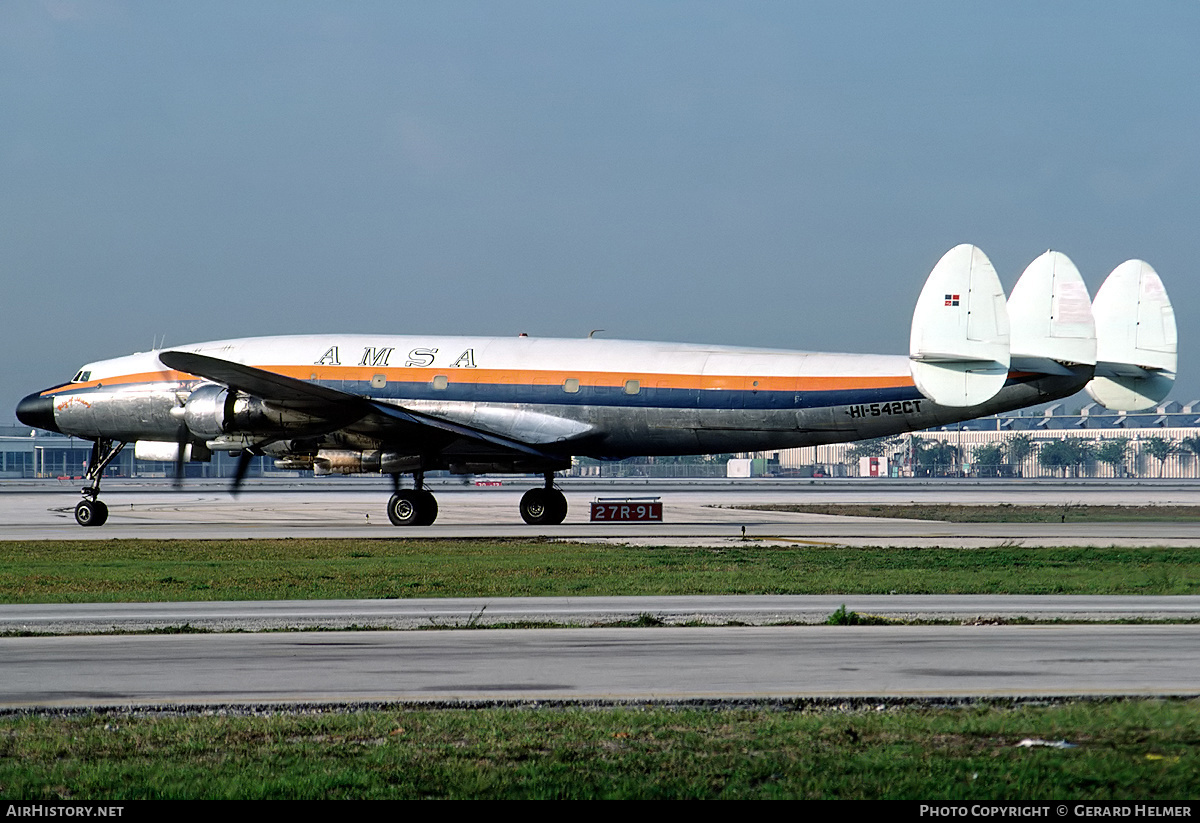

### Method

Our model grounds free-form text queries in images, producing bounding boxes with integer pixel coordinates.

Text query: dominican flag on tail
[944,294,960,306]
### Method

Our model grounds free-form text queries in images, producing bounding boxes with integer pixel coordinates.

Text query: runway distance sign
[590,498,664,522]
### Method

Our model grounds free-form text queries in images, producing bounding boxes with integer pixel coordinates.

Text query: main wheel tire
[387,491,422,526]
[520,488,567,525]
[75,499,108,527]
[546,488,567,524]
[416,490,438,526]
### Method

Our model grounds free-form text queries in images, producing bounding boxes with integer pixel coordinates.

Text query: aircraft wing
[159,351,357,409]
[158,350,565,460]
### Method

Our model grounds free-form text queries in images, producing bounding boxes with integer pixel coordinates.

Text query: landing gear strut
[75,438,126,527]
[520,473,568,525]
[387,470,438,526]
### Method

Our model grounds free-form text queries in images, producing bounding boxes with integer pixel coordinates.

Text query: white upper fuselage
[29,332,1086,458]
[72,334,913,386]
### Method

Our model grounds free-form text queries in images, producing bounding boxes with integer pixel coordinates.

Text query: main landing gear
[384,471,568,526]
[386,470,438,526]
[519,479,568,526]
[75,438,126,527]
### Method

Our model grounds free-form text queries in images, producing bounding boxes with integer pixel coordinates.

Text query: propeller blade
[173,425,188,489]
[391,472,401,494]
[231,450,254,497]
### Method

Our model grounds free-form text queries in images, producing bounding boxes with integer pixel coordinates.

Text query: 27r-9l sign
[590,498,663,522]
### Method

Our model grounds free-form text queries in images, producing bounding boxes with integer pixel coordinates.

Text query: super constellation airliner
[16,245,1177,527]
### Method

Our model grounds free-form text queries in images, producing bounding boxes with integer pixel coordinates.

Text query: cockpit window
[72,370,91,383]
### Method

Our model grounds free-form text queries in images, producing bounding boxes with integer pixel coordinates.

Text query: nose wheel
[74,499,109,527]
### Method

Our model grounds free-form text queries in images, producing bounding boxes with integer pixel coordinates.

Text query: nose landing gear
[74,498,108,527]
[75,438,126,527]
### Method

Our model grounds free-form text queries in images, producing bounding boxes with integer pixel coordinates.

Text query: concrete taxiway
[4,478,1200,546]
[3,479,1197,707]
[3,595,1200,633]
[3,624,1198,708]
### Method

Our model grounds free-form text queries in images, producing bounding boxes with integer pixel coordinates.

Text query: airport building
[773,400,1200,479]
[572,401,1200,480]
[0,427,274,481]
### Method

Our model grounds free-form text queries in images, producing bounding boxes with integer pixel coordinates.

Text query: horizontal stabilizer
[1008,355,1076,377]
[909,244,1010,406]
[1085,260,1177,411]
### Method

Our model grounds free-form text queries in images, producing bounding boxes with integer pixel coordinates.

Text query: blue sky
[4,1,1198,420]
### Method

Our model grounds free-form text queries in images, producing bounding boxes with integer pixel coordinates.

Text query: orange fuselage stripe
[44,365,918,395]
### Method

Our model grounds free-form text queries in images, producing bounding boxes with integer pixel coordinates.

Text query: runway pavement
[5,477,1200,546]
[3,594,1200,633]
[3,479,1198,708]
[3,624,1198,708]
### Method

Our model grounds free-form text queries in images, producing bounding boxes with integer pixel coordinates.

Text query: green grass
[2,701,1196,799]
[732,503,1200,522]
[1,539,1198,602]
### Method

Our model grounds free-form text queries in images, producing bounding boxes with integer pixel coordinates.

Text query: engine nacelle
[309,449,423,476]
[182,384,328,440]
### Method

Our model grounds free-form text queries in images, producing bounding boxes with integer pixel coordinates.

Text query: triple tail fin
[909,246,1176,412]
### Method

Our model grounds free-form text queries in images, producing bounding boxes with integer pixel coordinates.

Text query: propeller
[231,449,255,497]
[171,411,190,489]
[168,389,197,489]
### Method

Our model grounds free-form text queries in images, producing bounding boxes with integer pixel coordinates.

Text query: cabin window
[624,379,640,395]
[431,375,449,391]
[563,378,580,394]
[371,374,387,389]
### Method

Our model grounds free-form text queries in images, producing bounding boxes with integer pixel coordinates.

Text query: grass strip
[0,539,1197,602]
[1,700,1196,799]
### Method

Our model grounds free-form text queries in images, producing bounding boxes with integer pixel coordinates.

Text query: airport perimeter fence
[784,428,1200,480]
[7,429,1200,481]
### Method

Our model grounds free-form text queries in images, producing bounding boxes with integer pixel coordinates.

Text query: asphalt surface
[3,625,1197,708]
[2,479,1198,708]
[5,477,1200,546]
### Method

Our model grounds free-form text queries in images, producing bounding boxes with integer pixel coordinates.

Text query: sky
[3,1,1199,423]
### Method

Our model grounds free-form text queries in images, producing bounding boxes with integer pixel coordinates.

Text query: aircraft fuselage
[19,333,1089,459]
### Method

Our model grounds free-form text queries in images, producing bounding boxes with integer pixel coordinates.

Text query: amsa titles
[314,346,477,369]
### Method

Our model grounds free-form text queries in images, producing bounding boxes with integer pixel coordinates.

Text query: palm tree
[1179,436,1200,477]
[1141,436,1176,478]
[972,442,1006,477]
[1005,433,1035,477]
[1095,438,1131,478]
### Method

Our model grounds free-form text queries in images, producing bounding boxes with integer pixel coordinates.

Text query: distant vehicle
[17,245,1176,527]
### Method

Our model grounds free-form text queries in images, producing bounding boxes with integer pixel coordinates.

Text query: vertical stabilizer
[1007,250,1096,374]
[909,244,1010,406]
[1085,260,1176,410]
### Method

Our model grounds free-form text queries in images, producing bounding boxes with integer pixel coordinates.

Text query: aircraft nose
[16,393,60,433]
